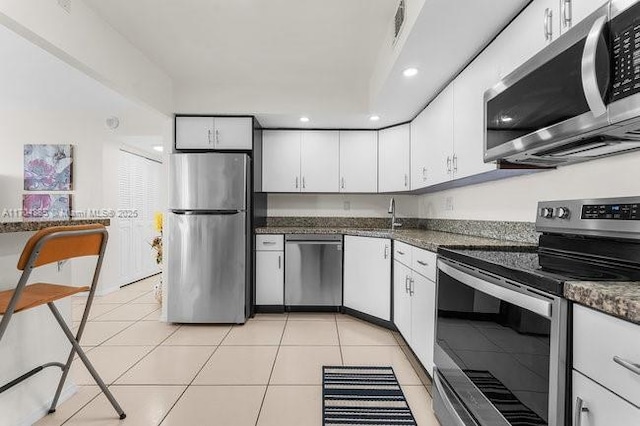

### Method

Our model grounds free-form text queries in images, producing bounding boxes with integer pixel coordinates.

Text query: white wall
[267,194,419,218]
[0,0,173,115]
[418,151,640,222]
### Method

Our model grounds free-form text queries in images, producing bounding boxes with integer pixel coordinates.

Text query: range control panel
[582,203,640,220]
[536,197,640,240]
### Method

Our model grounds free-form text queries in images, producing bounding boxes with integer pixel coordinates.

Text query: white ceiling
[80,0,527,129]
[85,0,397,121]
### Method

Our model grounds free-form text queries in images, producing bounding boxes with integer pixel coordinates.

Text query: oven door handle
[438,260,553,319]
[581,14,608,118]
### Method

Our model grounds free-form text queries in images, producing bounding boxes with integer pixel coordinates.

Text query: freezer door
[167,211,247,323]
[169,153,248,211]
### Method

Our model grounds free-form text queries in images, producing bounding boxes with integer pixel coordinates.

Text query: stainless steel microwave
[484,0,640,166]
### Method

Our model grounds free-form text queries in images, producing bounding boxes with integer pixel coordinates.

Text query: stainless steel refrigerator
[167,153,250,324]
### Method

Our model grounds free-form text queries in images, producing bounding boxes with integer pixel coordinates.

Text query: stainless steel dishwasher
[285,234,343,307]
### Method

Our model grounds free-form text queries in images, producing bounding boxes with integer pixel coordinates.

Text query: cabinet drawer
[256,235,284,251]
[411,247,437,282]
[573,370,640,426]
[394,241,413,266]
[573,305,640,406]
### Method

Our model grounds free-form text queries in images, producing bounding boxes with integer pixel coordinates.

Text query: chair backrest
[17,224,108,271]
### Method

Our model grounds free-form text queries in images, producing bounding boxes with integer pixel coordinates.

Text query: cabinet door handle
[613,356,640,376]
[397,250,405,255]
[405,275,410,293]
[404,174,408,187]
[544,8,553,41]
[561,0,572,29]
[422,167,427,181]
[446,156,452,173]
[295,176,299,189]
[263,241,277,246]
[341,177,345,189]
[384,245,389,259]
[215,129,220,145]
[409,278,415,296]
[208,129,213,145]
[452,154,458,174]
[574,397,588,426]
[302,176,306,189]
[417,260,428,266]
[278,255,282,270]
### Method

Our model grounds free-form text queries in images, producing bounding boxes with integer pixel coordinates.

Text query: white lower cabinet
[393,261,412,339]
[572,305,640,426]
[343,236,392,321]
[255,235,284,305]
[393,245,437,376]
[572,370,640,426]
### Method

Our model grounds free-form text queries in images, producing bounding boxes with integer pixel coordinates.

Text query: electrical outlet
[445,196,454,211]
[57,0,71,13]
[343,201,351,211]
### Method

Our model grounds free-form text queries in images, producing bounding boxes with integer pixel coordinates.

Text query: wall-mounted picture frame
[24,144,74,191]
[22,194,72,221]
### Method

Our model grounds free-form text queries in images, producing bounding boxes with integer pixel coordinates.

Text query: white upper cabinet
[379,124,411,192]
[176,116,252,150]
[453,53,500,179]
[176,116,214,149]
[213,117,253,150]
[339,131,378,193]
[560,0,608,35]
[300,131,339,193]
[262,130,301,192]
[410,107,430,190]
[424,84,455,186]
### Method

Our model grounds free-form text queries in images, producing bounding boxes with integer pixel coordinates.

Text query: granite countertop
[255,227,533,252]
[565,281,640,325]
[0,219,111,234]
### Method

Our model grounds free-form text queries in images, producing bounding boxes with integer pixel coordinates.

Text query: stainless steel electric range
[433,196,640,426]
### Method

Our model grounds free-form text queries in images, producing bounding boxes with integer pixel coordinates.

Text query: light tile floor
[36,275,440,426]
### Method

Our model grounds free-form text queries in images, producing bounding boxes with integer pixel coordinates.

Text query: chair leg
[47,302,126,419]
[48,345,75,413]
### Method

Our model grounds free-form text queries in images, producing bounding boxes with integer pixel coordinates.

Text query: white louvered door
[118,150,162,286]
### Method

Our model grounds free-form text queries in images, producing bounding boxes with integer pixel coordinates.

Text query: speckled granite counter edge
[565,281,640,324]
[0,219,111,234]
[265,217,538,244]
[255,227,534,252]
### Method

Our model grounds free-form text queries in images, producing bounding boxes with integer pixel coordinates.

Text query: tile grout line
[334,314,344,366]
[253,313,289,426]
[156,326,233,425]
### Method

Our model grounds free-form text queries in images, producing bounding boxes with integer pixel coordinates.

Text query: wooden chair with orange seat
[0,224,126,420]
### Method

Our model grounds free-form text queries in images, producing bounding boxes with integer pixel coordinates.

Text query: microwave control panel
[611,2,640,102]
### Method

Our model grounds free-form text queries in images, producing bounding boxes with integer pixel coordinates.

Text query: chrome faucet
[388,197,402,230]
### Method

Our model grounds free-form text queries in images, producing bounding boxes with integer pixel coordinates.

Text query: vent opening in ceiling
[393,0,406,45]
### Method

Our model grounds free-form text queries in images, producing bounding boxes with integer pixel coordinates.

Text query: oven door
[484,4,611,163]
[433,259,568,426]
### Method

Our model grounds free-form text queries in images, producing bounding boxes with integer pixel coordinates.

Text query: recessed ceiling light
[153,145,164,152]
[403,67,418,77]
[500,116,513,123]
[299,116,310,123]
[369,115,381,121]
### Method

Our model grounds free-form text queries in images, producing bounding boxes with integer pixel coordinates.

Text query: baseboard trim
[18,384,77,426]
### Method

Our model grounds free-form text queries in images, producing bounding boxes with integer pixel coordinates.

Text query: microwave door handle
[581,15,608,117]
